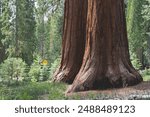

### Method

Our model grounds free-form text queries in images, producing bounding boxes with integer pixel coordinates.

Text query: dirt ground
[67,81,150,100]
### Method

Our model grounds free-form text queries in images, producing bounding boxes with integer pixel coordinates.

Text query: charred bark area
[53,0,88,84]
[68,0,143,93]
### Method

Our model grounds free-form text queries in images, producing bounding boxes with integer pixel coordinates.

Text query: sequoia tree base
[67,65,143,93]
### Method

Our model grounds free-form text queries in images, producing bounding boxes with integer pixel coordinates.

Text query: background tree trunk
[0,41,5,63]
[68,0,143,93]
[53,0,88,84]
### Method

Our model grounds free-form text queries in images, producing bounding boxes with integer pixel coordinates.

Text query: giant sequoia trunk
[53,0,88,84]
[67,0,143,93]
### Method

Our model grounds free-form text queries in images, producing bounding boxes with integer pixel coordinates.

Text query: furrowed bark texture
[53,0,88,84]
[68,0,143,93]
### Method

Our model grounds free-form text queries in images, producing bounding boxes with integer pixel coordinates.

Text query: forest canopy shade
[54,0,143,93]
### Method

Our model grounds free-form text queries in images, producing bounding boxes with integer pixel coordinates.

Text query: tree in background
[15,0,36,65]
[36,0,63,61]
[36,0,47,59]
[0,0,36,65]
[48,0,64,63]
[0,0,5,63]
[142,0,150,66]
[66,0,142,93]
[0,0,64,83]
[26,0,64,82]
[127,0,146,69]
[0,0,12,61]
[0,41,5,63]
[23,0,36,65]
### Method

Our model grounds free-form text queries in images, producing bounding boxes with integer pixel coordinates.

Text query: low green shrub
[140,68,150,81]
[0,57,27,86]
[131,54,142,70]
[28,58,50,82]
[140,69,150,76]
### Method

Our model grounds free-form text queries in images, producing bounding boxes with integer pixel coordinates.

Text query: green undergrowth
[143,75,150,81]
[0,71,150,100]
[0,82,67,100]
[140,69,150,81]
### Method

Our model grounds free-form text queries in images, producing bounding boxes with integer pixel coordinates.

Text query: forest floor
[67,81,150,100]
[1,81,150,100]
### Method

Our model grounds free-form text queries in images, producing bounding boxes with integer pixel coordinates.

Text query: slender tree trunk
[49,28,53,51]
[53,0,88,84]
[41,14,45,58]
[68,0,143,93]
[137,48,145,69]
[0,41,5,63]
[15,0,19,57]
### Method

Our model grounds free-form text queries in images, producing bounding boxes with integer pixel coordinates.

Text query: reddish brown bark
[67,0,143,93]
[53,0,88,84]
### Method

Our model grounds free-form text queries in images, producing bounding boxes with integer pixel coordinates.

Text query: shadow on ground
[66,81,150,100]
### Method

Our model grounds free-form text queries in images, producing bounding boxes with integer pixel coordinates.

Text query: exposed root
[67,68,143,93]
[53,68,79,84]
